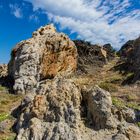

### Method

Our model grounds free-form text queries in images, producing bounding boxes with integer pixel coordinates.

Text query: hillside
[0,25,140,140]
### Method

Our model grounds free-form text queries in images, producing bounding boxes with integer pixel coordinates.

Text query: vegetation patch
[137,122,140,128]
[112,97,140,111]
[112,97,125,109]
[127,102,140,110]
[99,82,118,92]
[0,113,9,122]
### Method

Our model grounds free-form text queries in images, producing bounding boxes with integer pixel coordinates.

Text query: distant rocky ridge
[118,36,140,83]
[74,40,115,74]
[1,24,140,140]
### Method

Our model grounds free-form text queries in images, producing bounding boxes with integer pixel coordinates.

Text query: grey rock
[82,86,116,130]
[8,24,77,94]
[16,78,82,140]
[112,134,128,140]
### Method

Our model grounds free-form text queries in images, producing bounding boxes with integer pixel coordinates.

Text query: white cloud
[29,14,39,22]
[9,4,23,18]
[25,0,140,49]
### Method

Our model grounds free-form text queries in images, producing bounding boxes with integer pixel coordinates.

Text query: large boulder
[8,24,77,94]
[82,86,116,130]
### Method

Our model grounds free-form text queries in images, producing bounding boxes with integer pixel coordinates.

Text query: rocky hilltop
[74,40,106,73]
[118,37,140,83]
[0,24,140,140]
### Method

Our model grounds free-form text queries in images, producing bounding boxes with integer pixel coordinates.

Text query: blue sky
[0,0,140,63]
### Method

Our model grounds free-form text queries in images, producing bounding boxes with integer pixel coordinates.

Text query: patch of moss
[99,82,118,92]
[7,136,16,140]
[0,113,9,122]
[0,135,16,140]
[112,97,125,109]
[127,102,140,110]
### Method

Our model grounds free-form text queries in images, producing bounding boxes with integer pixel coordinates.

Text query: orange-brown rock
[8,24,77,94]
[31,95,46,119]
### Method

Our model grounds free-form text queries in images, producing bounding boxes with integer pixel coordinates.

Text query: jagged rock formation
[3,25,139,140]
[16,78,82,140]
[15,84,140,140]
[74,40,107,73]
[8,24,77,94]
[74,40,115,73]
[118,36,140,82]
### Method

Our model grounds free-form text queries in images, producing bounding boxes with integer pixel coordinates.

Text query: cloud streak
[25,0,140,49]
[9,4,23,18]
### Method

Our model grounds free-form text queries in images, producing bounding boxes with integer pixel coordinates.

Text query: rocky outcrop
[74,40,115,74]
[118,36,140,82]
[8,24,77,94]
[74,40,107,73]
[16,78,82,140]
[82,86,116,130]
[5,25,140,140]
[15,84,140,140]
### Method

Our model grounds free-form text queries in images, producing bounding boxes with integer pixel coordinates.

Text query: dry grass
[73,57,140,111]
[0,90,23,140]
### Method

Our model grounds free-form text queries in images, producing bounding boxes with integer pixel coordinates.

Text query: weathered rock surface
[74,40,108,74]
[16,78,82,140]
[8,24,77,94]
[82,86,116,130]
[15,83,140,140]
